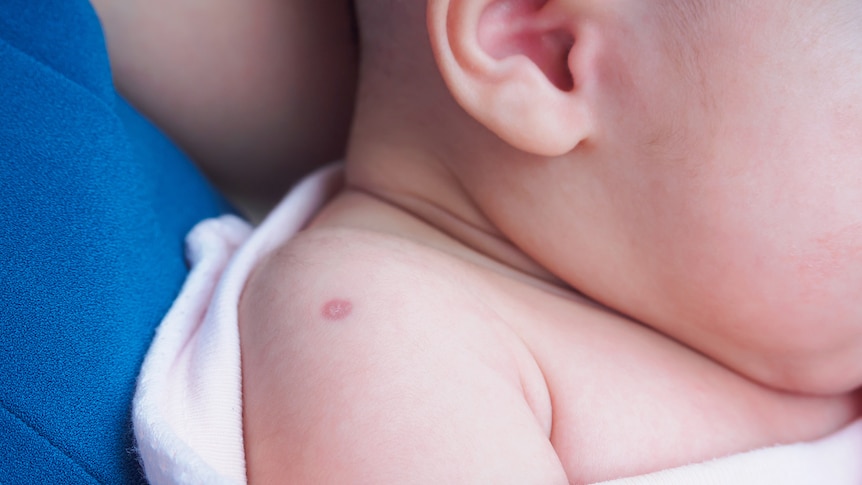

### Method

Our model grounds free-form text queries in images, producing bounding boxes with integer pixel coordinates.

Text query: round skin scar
[321,299,353,321]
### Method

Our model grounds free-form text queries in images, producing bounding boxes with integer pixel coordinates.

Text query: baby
[238,0,862,483]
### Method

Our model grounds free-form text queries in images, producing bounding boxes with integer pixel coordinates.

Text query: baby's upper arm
[239,230,566,484]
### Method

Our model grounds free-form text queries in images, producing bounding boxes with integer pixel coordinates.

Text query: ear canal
[478,0,575,92]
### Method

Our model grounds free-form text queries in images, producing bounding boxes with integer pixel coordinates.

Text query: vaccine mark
[321,299,353,321]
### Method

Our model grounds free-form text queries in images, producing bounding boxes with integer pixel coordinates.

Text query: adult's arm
[90,0,359,209]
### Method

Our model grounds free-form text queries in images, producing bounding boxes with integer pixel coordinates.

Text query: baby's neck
[313,185,601,309]
[329,125,566,294]
[339,74,583,298]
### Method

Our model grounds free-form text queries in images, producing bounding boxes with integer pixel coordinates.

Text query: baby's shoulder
[252,226,471,300]
[241,226,498,336]
[238,226,565,483]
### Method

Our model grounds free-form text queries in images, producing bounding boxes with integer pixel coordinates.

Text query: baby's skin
[239,0,862,483]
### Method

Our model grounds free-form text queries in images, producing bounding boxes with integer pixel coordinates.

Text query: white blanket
[133,164,862,484]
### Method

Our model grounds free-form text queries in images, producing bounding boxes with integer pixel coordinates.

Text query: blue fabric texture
[0,0,233,483]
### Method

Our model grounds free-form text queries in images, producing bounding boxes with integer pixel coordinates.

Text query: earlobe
[428,0,596,156]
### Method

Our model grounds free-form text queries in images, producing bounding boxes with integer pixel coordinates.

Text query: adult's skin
[90,0,359,213]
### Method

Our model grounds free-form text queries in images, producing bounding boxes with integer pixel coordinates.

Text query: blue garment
[0,0,232,483]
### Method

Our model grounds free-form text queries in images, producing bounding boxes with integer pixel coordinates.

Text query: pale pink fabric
[132,165,862,484]
[133,165,344,484]
[595,418,862,485]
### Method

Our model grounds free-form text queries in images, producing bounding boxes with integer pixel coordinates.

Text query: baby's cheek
[683,236,862,395]
[637,161,862,394]
[793,224,862,302]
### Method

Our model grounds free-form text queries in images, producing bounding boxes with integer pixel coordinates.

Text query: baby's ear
[428,0,597,156]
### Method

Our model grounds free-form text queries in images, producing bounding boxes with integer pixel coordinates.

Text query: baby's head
[350,0,862,394]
